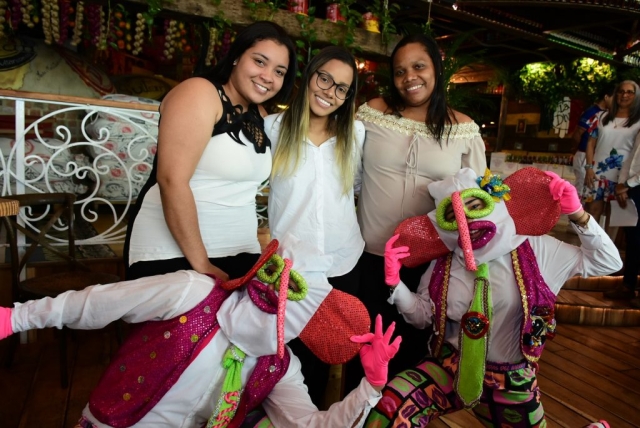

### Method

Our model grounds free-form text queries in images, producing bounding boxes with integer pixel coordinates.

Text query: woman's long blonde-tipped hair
[271,46,359,196]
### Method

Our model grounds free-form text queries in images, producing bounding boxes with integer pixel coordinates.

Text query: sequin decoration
[276,258,292,359]
[164,331,171,339]
[299,289,371,365]
[461,311,490,339]
[393,215,449,267]
[179,316,187,324]
[504,167,561,236]
[123,393,131,401]
[452,191,477,271]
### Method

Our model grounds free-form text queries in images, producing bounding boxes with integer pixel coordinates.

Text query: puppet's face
[437,193,496,250]
[427,168,521,271]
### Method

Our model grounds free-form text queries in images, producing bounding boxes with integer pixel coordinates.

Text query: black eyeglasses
[315,72,353,100]
[617,89,635,96]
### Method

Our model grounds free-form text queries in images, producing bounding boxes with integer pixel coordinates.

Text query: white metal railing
[0,90,269,246]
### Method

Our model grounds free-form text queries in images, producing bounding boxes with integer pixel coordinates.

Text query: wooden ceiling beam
[542,18,629,33]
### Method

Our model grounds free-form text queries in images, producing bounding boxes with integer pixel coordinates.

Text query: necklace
[613,117,625,128]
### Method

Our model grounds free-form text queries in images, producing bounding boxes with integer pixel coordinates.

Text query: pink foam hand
[0,307,13,340]
[384,234,410,287]
[350,314,402,387]
[544,171,582,215]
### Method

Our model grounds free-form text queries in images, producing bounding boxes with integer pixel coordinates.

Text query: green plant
[515,58,616,111]
[328,0,361,52]
[370,0,400,49]
[295,6,319,76]
[242,0,286,21]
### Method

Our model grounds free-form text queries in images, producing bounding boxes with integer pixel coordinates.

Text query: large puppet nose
[452,191,477,271]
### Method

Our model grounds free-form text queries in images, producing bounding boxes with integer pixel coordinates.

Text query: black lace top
[212,82,271,154]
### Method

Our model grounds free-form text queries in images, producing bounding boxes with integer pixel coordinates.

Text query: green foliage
[295,7,320,76]
[328,0,361,52]
[370,0,400,49]
[515,58,617,110]
[242,0,287,21]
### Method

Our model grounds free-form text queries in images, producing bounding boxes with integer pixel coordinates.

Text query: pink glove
[545,171,582,215]
[384,234,410,286]
[350,314,402,387]
[0,307,13,340]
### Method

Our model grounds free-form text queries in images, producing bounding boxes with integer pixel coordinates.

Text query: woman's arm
[584,135,597,187]
[156,78,228,279]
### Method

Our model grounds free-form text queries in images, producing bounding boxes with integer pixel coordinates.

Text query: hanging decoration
[70,0,83,46]
[162,19,177,61]
[40,0,52,44]
[132,12,145,55]
[0,1,7,39]
[204,26,217,67]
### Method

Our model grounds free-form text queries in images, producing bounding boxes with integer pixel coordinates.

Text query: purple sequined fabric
[428,254,452,357]
[88,280,230,428]
[228,352,291,428]
[515,240,557,361]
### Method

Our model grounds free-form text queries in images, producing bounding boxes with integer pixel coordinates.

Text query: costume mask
[394,167,561,268]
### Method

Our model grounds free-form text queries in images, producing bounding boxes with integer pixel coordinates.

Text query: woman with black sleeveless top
[124,22,297,281]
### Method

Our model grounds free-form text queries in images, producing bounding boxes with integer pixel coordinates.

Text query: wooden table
[0,197,19,217]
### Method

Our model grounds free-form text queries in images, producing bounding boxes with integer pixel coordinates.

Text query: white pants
[573,150,586,197]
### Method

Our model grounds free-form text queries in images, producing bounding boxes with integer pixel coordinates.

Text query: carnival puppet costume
[365,167,622,428]
[0,240,401,428]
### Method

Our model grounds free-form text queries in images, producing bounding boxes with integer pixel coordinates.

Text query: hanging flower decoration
[0,1,8,39]
[87,3,101,47]
[19,0,36,29]
[57,0,71,45]
[40,0,52,44]
[132,12,145,55]
[162,19,177,61]
[98,5,107,51]
[205,26,218,66]
[70,0,83,46]
[110,8,131,51]
[9,0,21,30]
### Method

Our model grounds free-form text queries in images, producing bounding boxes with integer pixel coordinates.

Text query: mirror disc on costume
[461,311,490,339]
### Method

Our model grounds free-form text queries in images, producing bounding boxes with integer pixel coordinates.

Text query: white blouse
[356,103,487,256]
[265,113,365,277]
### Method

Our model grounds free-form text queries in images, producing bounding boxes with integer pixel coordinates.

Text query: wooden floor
[1,322,639,427]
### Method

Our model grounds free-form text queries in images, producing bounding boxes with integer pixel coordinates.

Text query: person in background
[607,131,640,304]
[351,32,487,389]
[572,84,615,196]
[264,46,364,407]
[584,80,640,225]
[123,22,297,281]
[365,167,621,428]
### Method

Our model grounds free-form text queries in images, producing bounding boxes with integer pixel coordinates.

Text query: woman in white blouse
[264,46,364,407]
